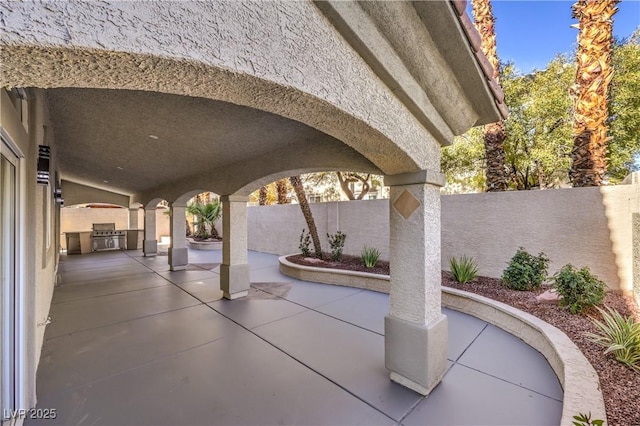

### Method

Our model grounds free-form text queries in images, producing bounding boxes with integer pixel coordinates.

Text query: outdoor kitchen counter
[64,231,93,254]
[65,228,137,254]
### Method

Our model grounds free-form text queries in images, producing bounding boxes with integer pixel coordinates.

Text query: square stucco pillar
[129,207,139,229]
[143,207,158,257]
[169,203,188,271]
[127,207,141,250]
[220,195,250,299]
[384,170,448,396]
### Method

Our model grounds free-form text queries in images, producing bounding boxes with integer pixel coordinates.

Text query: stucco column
[129,207,139,229]
[383,170,448,396]
[169,203,188,271]
[143,207,158,257]
[126,207,140,250]
[220,195,250,299]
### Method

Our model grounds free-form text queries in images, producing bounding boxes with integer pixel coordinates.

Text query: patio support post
[383,170,448,396]
[169,203,188,271]
[126,206,141,250]
[143,207,158,257]
[220,195,250,299]
[129,207,139,229]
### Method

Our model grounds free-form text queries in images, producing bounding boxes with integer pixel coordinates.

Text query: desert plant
[187,201,208,239]
[361,246,381,268]
[450,255,479,284]
[299,229,312,257]
[586,306,640,372]
[502,247,549,291]
[327,231,346,261]
[553,264,605,314]
[187,200,222,239]
[572,412,604,426]
[200,200,222,239]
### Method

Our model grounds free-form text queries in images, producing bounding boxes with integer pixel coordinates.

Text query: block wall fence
[59,183,639,295]
[249,184,639,294]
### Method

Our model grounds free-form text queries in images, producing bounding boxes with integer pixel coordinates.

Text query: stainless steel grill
[91,223,126,251]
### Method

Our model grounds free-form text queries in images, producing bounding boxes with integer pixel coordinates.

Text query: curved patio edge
[278,255,607,425]
[187,239,223,251]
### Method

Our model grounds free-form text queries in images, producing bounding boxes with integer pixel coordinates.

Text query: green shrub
[361,246,381,268]
[449,255,478,284]
[586,306,640,372]
[327,231,347,261]
[553,264,605,314]
[299,229,312,257]
[502,247,549,291]
[572,412,604,426]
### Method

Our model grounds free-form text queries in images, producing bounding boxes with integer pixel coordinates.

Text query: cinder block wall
[248,200,390,260]
[248,184,639,292]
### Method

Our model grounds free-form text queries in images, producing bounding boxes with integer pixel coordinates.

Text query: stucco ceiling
[47,88,380,197]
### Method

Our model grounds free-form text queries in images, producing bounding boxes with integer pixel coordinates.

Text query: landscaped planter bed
[186,238,222,251]
[282,254,639,426]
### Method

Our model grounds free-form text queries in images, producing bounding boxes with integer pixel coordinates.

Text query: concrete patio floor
[29,249,563,425]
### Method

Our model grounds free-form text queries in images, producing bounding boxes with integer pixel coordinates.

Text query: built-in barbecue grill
[91,223,126,252]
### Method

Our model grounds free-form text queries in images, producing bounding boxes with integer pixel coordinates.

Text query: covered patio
[30,248,562,425]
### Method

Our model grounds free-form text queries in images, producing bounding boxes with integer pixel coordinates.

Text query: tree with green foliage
[502,58,575,189]
[443,57,576,191]
[441,127,486,193]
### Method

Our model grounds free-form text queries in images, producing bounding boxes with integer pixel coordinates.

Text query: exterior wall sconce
[37,145,50,185]
[54,187,64,206]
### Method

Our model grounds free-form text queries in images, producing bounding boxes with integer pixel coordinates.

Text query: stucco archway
[0,0,507,404]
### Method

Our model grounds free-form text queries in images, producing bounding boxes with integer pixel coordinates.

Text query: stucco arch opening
[144,198,168,210]
[2,45,423,179]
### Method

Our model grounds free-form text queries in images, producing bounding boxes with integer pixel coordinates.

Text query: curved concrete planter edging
[279,255,607,425]
[186,239,223,251]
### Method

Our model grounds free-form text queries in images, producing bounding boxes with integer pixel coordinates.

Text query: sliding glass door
[0,138,18,419]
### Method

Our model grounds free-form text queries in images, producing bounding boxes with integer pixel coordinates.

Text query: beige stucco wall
[0,88,60,408]
[60,207,170,249]
[248,184,639,292]
[442,186,638,292]
[248,200,390,261]
[30,91,59,377]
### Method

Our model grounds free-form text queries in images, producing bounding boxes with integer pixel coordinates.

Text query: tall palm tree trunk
[569,0,619,186]
[289,175,323,258]
[471,0,508,192]
[258,186,267,205]
[276,179,288,204]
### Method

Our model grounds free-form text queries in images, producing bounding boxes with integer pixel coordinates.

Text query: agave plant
[449,255,479,284]
[586,306,640,372]
[361,246,381,268]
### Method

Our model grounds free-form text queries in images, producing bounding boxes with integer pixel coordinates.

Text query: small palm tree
[187,200,222,239]
[201,200,222,239]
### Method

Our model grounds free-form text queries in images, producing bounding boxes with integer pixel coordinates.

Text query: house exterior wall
[248,184,640,293]
[1,88,60,408]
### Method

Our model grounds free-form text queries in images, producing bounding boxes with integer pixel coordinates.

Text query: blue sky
[470,0,640,74]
